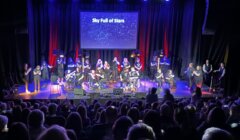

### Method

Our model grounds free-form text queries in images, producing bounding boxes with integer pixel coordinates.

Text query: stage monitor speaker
[135,92,146,98]
[113,88,123,95]
[74,88,84,95]
[88,92,100,99]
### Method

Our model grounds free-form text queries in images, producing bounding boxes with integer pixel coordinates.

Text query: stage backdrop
[0,0,238,95]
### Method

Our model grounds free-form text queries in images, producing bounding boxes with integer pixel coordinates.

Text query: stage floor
[12,79,215,100]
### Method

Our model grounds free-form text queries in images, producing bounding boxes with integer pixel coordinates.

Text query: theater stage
[9,78,217,101]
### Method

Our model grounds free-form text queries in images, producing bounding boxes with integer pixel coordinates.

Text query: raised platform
[8,78,217,100]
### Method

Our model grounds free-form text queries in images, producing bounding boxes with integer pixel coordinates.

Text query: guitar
[25,68,32,76]
[65,71,76,81]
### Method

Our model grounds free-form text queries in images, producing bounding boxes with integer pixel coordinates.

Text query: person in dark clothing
[146,87,158,104]
[163,88,174,103]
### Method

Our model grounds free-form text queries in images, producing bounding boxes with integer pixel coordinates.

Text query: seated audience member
[127,107,140,124]
[90,106,118,140]
[37,125,69,140]
[0,115,8,140]
[66,129,77,140]
[143,110,162,139]
[126,123,156,140]
[202,127,233,140]
[146,87,158,105]
[112,116,134,140]
[197,107,229,137]
[163,88,174,103]
[8,122,29,140]
[77,105,91,129]
[45,103,65,127]
[28,109,46,140]
[191,87,202,105]
[65,112,84,139]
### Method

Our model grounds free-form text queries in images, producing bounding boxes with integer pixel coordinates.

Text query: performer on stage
[184,63,195,90]
[96,59,103,73]
[75,66,84,87]
[76,57,82,68]
[134,57,142,73]
[57,54,65,85]
[83,59,91,82]
[202,59,212,86]
[67,57,76,72]
[129,67,140,88]
[24,63,31,93]
[89,70,99,89]
[150,56,158,80]
[112,57,120,82]
[193,66,203,88]
[33,65,41,92]
[155,68,164,87]
[41,61,52,81]
[121,57,131,71]
[213,62,226,89]
[104,61,111,81]
[120,68,129,89]
[165,70,175,89]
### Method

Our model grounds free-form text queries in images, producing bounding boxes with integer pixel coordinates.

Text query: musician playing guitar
[75,66,84,87]
[120,68,129,88]
[24,63,32,93]
[121,57,131,71]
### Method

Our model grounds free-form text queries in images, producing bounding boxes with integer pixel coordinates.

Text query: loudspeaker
[113,88,123,95]
[135,92,146,98]
[74,88,84,95]
[88,92,100,99]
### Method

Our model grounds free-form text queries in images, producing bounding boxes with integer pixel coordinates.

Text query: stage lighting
[165,0,170,2]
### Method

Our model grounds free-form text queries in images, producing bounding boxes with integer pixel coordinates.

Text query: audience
[0,87,239,140]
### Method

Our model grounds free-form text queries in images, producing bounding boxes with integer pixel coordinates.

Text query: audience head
[202,127,233,140]
[48,103,58,115]
[0,115,8,131]
[127,107,140,124]
[150,87,157,95]
[106,106,118,124]
[77,105,88,119]
[8,122,29,140]
[112,116,133,140]
[207,107,226,127]
[37,125,69,140]
[28,109,45,128]
[66,129,77,140]
[65,112,83,134]
[127,123,156,140]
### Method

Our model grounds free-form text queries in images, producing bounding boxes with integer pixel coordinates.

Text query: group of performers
[184,59,225,92]
[23,54,225,93]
